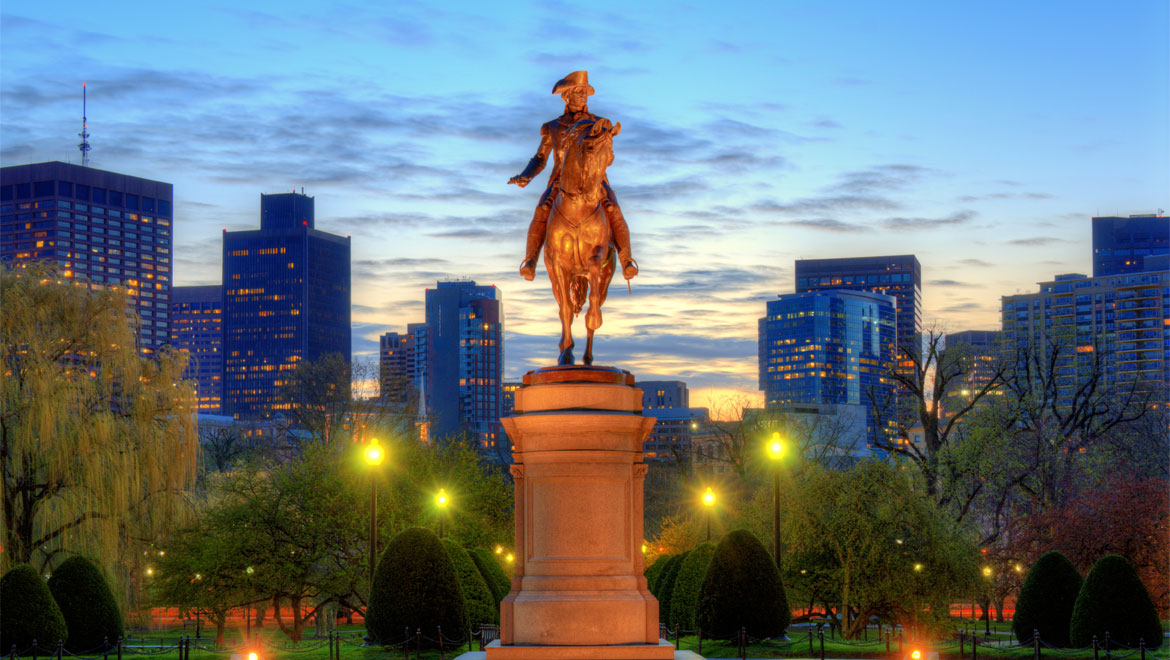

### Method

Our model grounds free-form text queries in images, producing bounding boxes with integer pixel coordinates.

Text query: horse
[544,117,622,366]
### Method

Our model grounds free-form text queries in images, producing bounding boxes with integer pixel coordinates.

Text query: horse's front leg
[551,265,575,365]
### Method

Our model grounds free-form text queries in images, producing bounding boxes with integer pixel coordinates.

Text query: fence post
[960,630,965,660]
[416,628,422,660]
[740,628,747,660]
[1033,629,1040,660]
[885,631,890,655]
[335,630,341,660]
[819,627,825,660]
[12,645,18,660]
[117,637,122,660]
[468,629,473,653]
[675,625,680,651]
[1105,632,1111,660]
[899,631,904,655]
[1139,638,1145,660]
[1093,636,1099,660]
[437,626,445,660]
[698,628,703,655]
[973,633,978,660]
[56,640,63,660]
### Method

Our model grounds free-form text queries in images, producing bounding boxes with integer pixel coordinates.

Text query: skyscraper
[1091,214,1169,277]
[222,192,350,419]
[758,289,897,449]
[379,330,415,405]
[171,285,224,413]
[795,255,921,382]
[1001,269,1168,405]
[637,380,689,410]
[941,329,1003,417]
[424,280,503,451]
[1,162,174,354]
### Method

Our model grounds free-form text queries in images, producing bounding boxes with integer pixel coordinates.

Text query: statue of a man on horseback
[508,71,635,366]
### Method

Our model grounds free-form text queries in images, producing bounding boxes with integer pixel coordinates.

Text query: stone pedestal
[485,366,673,660]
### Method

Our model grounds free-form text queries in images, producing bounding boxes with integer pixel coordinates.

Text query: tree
[443,539,498,626]
[785,462,978,638]
[47,556,122,651]
[0,563,68,651]
[670,542,716,631]
[1070,555,1163,648]
[469,547,511,605]
[643,554,672,599]
[366,527,467,646]
[1012,552,1082,646]
[697,530,788,638]
[0,265,199,594]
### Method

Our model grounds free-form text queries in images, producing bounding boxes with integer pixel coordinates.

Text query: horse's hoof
[558,347,575,366]
[583,352,593,366]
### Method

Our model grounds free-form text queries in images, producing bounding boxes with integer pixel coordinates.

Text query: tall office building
[795,255,921,382]
[1,162,174,353]
[633,380,708,464]
[222,192,350,419]
[941,329,1002,417]
[379,330,417,405]
[171,285,224,413]
[424,280,503,451]
[1092,215,1169,277]
[758,289,897,449]
[1002,269,1169,405]
[637,380,690,410]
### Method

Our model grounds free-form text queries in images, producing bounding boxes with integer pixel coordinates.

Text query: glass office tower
[222,192,350,419]
[1,161,174,354]
[171,285,224,413]
[758,289,897,449]
[1092,215,1169,277]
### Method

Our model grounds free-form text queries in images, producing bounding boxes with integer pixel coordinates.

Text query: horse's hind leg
[583,247,611,366]
[550,265,575,365]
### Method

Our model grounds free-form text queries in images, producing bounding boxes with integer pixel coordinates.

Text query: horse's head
[560,118,621,199]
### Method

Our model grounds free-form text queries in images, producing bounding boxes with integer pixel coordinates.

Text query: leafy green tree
[367,528,466,646]
[469,547,510,605]
[1012,552,1082,646]
[0,265,199,591]
[0,564,68,651]
[1070,555,1163,648]
[698,530,788,638]
[785,462,978,638]
[443,540,498,626]
[670,542,716,631]
[47,556,122,650]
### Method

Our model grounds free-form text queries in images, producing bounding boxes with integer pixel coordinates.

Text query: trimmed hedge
[1012,551,1082,647]
[469,548,511,605]
[670,543,716,631]
[0,564,68,652]
[644,554,672,595]
[658,549,691,628]
[443,540,498,626]
[652,554,683,599]
[1070,554,1163,648]
[697,529,789,638]
[366,528,467,646]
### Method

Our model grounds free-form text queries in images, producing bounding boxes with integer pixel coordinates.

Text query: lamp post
[364,439,385,596]
[702,487,716,541]
[436,488,449,538]
[766,432,784,566]
[981,565,993,636]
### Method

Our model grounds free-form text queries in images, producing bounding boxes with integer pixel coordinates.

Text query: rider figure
[509,70,638,282]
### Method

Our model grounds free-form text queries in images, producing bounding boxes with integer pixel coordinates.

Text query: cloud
[958,258,993,267]
[929,279,977,287]
[881,210,975,231]
[777,218,871,233]
[1008,237,1066,246]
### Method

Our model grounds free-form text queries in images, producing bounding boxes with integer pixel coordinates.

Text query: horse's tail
[570,276,587,317]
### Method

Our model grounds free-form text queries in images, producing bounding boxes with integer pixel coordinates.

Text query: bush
[47,556,122,651]
[697,529,789,638]
[443,540,498,626]
[366,528,467,646]
[0,564,68,652]
[644,554,672,595]
[652,554,682,598]
[1012,551,1082,646]
[469,548,511,604]
[658,549,691,628]
[1070,554,1163,648]
[670,543,716,631]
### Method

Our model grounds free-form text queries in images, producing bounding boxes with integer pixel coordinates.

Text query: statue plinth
[485,366,673,660]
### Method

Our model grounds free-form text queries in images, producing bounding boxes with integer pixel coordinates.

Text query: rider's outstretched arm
[509,124,553,186]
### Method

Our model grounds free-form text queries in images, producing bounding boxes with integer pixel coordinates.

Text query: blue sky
[3,1,1167,406]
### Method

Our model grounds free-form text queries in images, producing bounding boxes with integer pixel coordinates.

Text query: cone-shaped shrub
[652,554,683,599]
[443,540,498,626]
[1012,552,1082,646]
[0,564,68,652]
[1070,554,1163,648]
[469,548,511,604]
[646,555,673,598]
[697,529,789,638]
[366,528,467,646]
[658,549,691,628]
[670,543,716,631]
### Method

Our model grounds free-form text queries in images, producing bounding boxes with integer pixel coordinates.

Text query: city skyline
[2,1,1167,406]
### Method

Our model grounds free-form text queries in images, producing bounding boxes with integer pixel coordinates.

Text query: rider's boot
[605,200,638,279]
[519,204,551,281]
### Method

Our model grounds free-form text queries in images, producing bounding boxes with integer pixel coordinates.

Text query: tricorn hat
[552,71,595,96]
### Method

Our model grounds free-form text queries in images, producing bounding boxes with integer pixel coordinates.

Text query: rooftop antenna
[78,82,92,167]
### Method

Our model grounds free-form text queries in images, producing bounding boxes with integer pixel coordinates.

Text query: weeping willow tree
[0,264,199,600]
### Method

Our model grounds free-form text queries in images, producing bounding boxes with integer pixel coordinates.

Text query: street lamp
[436,488,449,538]
[702,487,716,541]
[981,566,993,636]
[766,431,785,566]
[364,438,385,598]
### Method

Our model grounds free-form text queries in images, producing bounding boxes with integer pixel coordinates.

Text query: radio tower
[78,82,91,167]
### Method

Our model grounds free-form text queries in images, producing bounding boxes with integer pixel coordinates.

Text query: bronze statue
[509,71,631,366]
